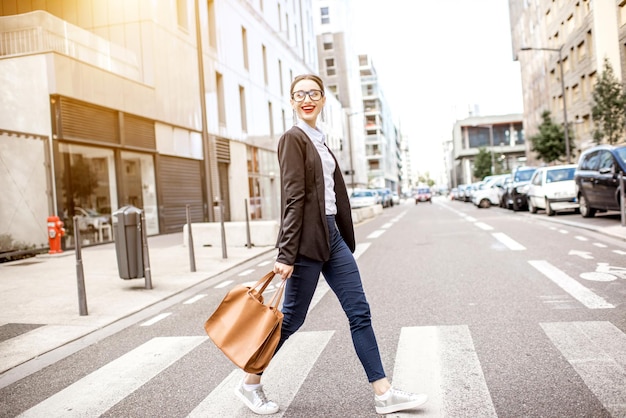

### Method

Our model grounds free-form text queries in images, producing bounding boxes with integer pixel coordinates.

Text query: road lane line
[475,222,494,231]
[238,269,255,276]
[575,236,588,241]
[367,230,386,239]
[189,331,334,417]
[541,321,626,417]
[140,312,172,326]
[593,243,608,248]
[258,260,273,266]
[183,294,206,304]
[392,326,497,417]
[613,250,626,255]
[18,337,206,418]
[492,232,526,250]
[214,280,233,288]
[528,260,614,309]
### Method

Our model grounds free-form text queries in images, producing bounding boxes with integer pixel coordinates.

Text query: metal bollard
[186,204,196,272]
[140,211,153,289]
[245,198,252,249]
[73,216,88,316]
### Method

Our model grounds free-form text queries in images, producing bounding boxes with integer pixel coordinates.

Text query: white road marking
[613,250,626,255]
[541,321,626,417]
[214,280,233,288]
[558,229,569,234]
[238,269,255,276]
[183,294,206,304]
[381,222,393,229]
[392,326,497,417]
[492,232,526,250]
[140,312,172,326]
[367,229,386,239]
[18,337,206,418]
[593,243,608,248]
[475,222,494,231]
[528,260,614,309]
[465,216,477,222]
[353,242,371,260]
[189,331,334,417]
[568,250,594,260]
[575,236,588,241]
[258,260,273,266]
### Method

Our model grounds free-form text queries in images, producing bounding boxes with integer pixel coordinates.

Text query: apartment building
[0,0,327,251]
[359,54,401,191]
[509,0,625,162]
[451,114,525,186]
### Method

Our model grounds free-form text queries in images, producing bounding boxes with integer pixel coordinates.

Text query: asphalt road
[2,198,624,417]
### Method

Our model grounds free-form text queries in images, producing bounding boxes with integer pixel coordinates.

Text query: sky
[348,0,524,184]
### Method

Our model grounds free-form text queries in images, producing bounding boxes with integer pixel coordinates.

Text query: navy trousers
[273,215,386,383]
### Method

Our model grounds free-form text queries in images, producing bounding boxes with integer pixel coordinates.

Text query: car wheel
[545,198,555,216]
[579,194,596,218]
[528,198,537,214]
[478,199,491,209]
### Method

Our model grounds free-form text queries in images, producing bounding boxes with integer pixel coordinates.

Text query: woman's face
[291,78,325,127]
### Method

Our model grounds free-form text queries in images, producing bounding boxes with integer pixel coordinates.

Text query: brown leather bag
[204,271,285,374]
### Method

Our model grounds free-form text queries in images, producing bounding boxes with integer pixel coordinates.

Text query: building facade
[451,114,526,186]
[0,0,327,251]
[509,0,625,162]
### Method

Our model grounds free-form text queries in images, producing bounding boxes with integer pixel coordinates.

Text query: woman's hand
[273,262,294,280]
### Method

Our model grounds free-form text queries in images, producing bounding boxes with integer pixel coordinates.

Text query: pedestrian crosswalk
[14,321,626,417]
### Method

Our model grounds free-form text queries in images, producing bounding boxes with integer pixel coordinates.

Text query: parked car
[349,189,379,208]
[391,192,400,205]
[575,143,626,218]
[472,174,510,208]
[414,187,432,204]
[74,207,110,231]
[372,188,393,208]
[502,166,538,211]
[527,164,579,216]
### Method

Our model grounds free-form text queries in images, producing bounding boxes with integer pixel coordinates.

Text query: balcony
[0,11,140,82]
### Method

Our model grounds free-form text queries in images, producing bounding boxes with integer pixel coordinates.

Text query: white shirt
[297,121,337,215]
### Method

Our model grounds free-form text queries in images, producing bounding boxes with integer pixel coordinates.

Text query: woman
[234,74,428,415]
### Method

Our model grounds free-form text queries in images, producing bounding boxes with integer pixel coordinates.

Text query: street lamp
[520,45,571,163]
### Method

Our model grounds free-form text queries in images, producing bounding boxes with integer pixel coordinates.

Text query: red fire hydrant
[47,215,65,254]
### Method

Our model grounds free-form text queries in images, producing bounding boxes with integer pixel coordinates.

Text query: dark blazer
[275,126,355,265]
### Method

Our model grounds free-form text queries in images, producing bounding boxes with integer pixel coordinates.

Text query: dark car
[575,143,626,218]
[502,166,538,211]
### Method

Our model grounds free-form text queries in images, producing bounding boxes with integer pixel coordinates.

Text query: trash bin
[113,205,144,279]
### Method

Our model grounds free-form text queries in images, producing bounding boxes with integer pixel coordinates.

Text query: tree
[529,110,573,163]
[473,148,492,180]
[591,58,626,145]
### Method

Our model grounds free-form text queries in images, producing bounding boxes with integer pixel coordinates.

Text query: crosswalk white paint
[214,280,233,288]
[188,330,334,417]
[17,336,206,418]
[541,321,626,417]
[183,294,206,304]
[528,260,614,309]
[475,222,494,231]
[392,326,497,417]
[492,232,526,250]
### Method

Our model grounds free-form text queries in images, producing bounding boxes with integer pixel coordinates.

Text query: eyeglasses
[291,89,324,102]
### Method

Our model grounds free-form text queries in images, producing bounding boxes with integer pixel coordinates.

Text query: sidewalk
[0,232,275,379]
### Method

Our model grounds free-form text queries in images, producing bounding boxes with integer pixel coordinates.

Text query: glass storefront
[57,143,159,247]
[58,143,117,246]
[247,146,279,221]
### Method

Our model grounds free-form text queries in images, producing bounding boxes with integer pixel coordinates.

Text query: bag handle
[250,271,276,294]
[267,278,286,310]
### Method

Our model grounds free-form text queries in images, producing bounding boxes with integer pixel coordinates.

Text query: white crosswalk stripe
[541,321,626,417]
[188,330,334,417]
[392,325,497,417]
[17,336,206,418]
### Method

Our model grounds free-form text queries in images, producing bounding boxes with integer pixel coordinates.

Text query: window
[326,57,336,76]
[242,27,249,70]
[208,0,217,48]
[323,42,333,50]
[239,85,247,132]
[278,4,282,31]
[278,59,283,95]
[262,44,268,85]
[177,0,188,30]
[268,101,274,138]
[216,72,226,126]
[320,6,330,24]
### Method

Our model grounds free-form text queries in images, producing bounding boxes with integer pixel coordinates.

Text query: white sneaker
[375,387,428,415]
[234,378,279,415]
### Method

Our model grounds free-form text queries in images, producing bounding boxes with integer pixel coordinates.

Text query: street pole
[489,125,495,175]
[346,113,355,189]
[557,46,571,164]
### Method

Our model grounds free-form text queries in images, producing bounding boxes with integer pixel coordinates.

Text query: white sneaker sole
[375,393,428,415]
